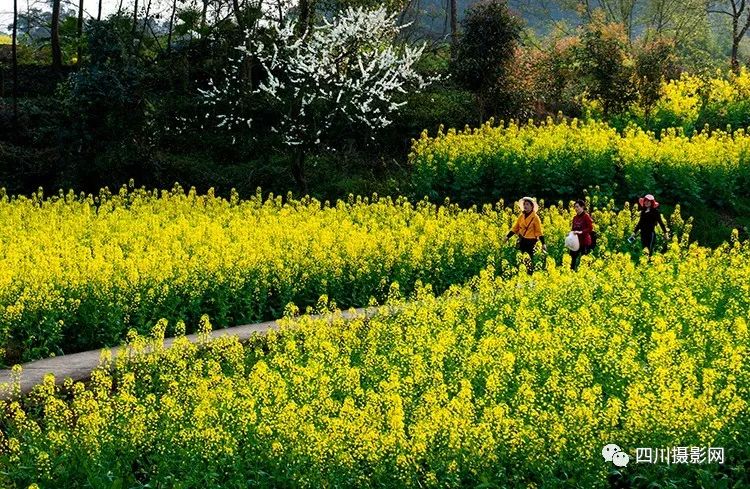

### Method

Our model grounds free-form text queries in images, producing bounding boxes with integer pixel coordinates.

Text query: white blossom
[197,6,437,147]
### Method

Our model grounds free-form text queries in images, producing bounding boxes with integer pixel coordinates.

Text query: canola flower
[625,67,750,136]
[0,239,748,488]
[0,184,686,364]
[410,117,750,209]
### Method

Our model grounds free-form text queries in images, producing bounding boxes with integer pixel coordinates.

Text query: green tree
[556,0,709,47]
[573,17,636,116]
[200,7,432,192]
[634,37,680,120]
[707,0,750,72]
[450,0,524,123]
[51,0,62,71]
[641,0,707,44]
[317,0,408,12]
[561,0,640,41]
[11,0,18,123]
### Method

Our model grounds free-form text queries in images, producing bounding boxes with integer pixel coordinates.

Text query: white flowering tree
[199,6,434,192]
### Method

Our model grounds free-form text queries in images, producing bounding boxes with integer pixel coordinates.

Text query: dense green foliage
[449,0,525,121]
[1,0,749,205]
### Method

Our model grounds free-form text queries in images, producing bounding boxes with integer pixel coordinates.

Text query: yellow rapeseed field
[0,184,684,364]
[410,116,750,208]
[1,239,748,487]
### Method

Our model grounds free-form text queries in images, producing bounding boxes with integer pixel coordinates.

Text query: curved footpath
[0,306,381,399]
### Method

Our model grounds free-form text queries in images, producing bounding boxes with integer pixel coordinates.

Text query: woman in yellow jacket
[504,196,547,275]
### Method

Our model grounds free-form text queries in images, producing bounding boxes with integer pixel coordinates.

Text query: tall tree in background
[573,18,637,115]
[232,0,243,28]
[199,0,208,29]
[167,0,178,52]
[640,0,712,72]
[450,0,524,123]
[132,0,139,34]
[542,0,709,46]
[643,0,705,40]
[12,0,18,123]
[450,0,457,48]
[200,7,432,192]
[77,0,84,64]
[634,37,679,119]
[137,0,153,50]
[707,0,750,72]
[51,0,62,71]
[562,0,639,41]
[297,0,313,34]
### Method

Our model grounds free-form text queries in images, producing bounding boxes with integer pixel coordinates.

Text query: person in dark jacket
[570,199,593,270]
[629,194,669,255]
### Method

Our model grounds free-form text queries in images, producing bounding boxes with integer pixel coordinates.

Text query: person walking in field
[505,197,547,275]
[629,194,669,255]
[569,199,593,271]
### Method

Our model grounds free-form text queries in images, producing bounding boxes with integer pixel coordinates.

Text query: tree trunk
[97,0,102,20]
[200,0,208,30]
[137,0,152,51]
[292,148,308,194]
[734,6,750,73]
[297,0,311,35]
[77,0,84,66]
[731,10,740,74]
[24,0,29,37]
[147,21,164,51]
[167,0,178,53]
[449,0,457,49]
[51,0,62,72]
[477,93,485,126]
[132,0,139,36]
[442,0,449,36]
[232,0,243,29]
[200,0,209,30]
[12,0,18,124]
[707,1,750,72]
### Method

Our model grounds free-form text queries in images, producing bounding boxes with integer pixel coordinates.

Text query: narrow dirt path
[0,307,379,399]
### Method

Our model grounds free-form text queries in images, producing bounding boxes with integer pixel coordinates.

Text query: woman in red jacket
[570,199,593,270]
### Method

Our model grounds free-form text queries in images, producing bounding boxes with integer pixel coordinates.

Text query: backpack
[589,214,599,251]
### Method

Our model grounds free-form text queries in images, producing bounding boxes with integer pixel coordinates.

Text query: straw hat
[517,196,539,213]
[638,194,660,209]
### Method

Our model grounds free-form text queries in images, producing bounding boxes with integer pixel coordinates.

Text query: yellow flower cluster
[1,184,676,364]
[1,240,748,487]
[630,67,750,136]
[409,117,750,208]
